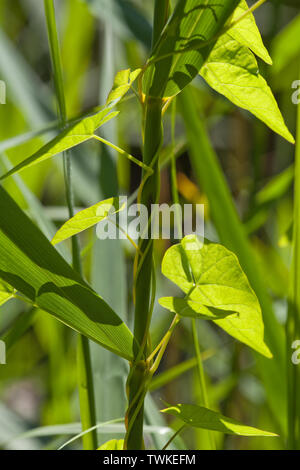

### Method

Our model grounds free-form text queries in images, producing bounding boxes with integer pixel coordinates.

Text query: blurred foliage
[0,0,299,450]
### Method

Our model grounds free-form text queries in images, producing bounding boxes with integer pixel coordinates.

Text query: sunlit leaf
[162,404,278,436]
[52,197,125,245]
[200,33,294,143]
[143,0,240,98]
[106,68,141,107]
[97,439,124,450]
[0,186,136,361]
[228,0,272,64]
[0,108,118,181]
[160,235,272,357]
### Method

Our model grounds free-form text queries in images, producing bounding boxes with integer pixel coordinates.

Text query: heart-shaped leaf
[228,0,272,64]
[200,33,294,143]
[160,235,271,357]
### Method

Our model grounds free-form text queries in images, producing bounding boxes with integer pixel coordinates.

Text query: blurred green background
[0,0,299,450]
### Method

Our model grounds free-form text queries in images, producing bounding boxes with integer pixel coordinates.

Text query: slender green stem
[287,68,300,450]
[43,0,97,450]
[93,135,153,173]
[162,425,186,450]
[77,334,97,449]
[191,319,215,449]
[191,321,209,408]
[43,0,66,123]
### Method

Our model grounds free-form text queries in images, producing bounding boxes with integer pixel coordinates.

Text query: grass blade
[0,185,136,361]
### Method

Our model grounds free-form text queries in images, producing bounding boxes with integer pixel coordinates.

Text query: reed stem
[43,0,97,450]
[124,0,170,450]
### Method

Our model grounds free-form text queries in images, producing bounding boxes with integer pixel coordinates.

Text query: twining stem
[43,0,97,450]
[124,96,163,451]
[287,68,300,450]
[124,0,170,451]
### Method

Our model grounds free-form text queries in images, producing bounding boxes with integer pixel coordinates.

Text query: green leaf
[52,197,125,245]
[228,0,272,64]
[143,0,240,98]
[159,297,236,320]
[0,281,14,307]
[162,404,278,437]
[0,185,136,361]
[200,33,295,143]
[160,235,271,358]
[98,439,124,450]
[106,68,141,107]
[0,108,118,181]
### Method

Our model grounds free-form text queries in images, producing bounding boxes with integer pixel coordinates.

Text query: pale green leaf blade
[200,34,294,143]
[0,186,136,361]
[52,197,125,245]
[106,68,141,107]
[228,0,272,64]
[161,235,272,357]
[0,109,119,181]
[159,297,236,320]
[162,404,278,436]
[98,439,124,450]
[143,0,240,98]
